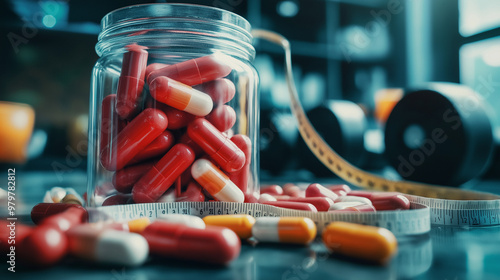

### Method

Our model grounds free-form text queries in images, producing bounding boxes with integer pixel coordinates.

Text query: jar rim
[101,4,251,33]
[97,4,254,60]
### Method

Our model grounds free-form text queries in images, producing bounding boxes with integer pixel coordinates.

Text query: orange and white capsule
[322,222,397,264]
[67,225,149,266]
[191,159,244,203]
[150,76,213,116]
[203,215,255,239]
[252,217,316,245]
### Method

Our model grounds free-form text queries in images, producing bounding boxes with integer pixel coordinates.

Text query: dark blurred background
[1,0,500,182]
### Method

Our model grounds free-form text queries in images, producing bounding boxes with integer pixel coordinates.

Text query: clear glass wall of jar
[87,4,259,206]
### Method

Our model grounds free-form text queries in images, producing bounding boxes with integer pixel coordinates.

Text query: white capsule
[67,226,149,266]
[258,193,277,203]
[334,196,372,205]
[156,214,206,229]
[329,201,366,211]
[191,159,244,203]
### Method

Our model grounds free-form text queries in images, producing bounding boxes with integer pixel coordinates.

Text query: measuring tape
[95,30,500,236]
[95,201,430,236]
[250,29,500,227]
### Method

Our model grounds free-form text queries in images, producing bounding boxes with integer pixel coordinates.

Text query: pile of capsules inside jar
[96,44,256,206]
[1,183,410,268]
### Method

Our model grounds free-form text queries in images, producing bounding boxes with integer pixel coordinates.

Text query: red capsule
[133,144,195,203]
[147,54,232,85]
[260,185,284,196]
[31,203,88,224]
[283,184,305,197]
[1,221,32,254]
[102,193,133,206]
[274,197,334,212]
[113,161,155,193]
[129,130,175,164]
[188,118,245,172]
[194,78,236,105]
[305,183,339,201]
[141,222,241,265]
[40,207,87,232]
[228,134,252,194]
[100,108,168,171]
[146,63,168,79]
[159,104,198,130]
[100,94,127,153]
[116,44,148,119]
[262,201,318,212]
[176,181,205,202]
[178,133,204,156]
[206,105,236,132]
[348,191,410,210]
[19,225,68,267]
[146,100,198,130]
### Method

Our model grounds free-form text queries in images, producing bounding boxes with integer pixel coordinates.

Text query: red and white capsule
[305,183,339,201]
[150,76,213,116]
[67,225,149,266]
[191,159,244,203]
[348,191,410,210]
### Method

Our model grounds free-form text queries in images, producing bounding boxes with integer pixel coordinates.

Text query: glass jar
[87,4,259,206]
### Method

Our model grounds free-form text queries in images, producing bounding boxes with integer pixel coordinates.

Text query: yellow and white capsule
[322,222,397,264]
[156,214,206,229]
[203,214,256,239]
[67,225,149,266]
[252,217,317,245]
[191,159,244,203]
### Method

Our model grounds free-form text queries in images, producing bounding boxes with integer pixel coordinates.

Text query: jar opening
[96,4,255,61]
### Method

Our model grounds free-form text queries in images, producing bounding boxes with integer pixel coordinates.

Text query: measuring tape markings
[96,201,430,236]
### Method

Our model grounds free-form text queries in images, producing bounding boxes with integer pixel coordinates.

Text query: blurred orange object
[374,88,403,124]
[0,102,35,163]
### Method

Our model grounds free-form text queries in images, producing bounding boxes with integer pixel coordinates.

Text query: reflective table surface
[2,172,500,280]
